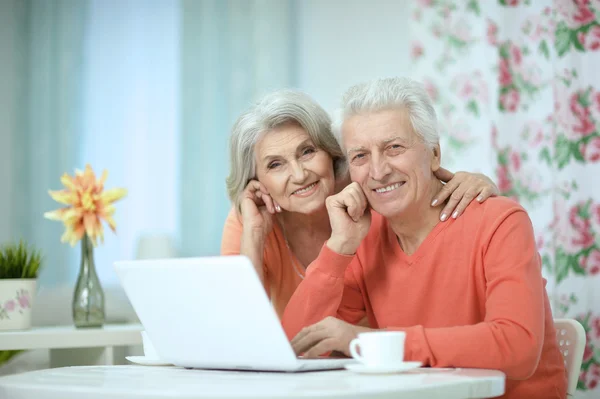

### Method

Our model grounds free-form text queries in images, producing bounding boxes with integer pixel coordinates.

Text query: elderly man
[281,78,566,399]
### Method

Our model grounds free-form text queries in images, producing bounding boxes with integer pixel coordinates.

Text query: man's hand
[325,182,371,255]
[291,316,374,358]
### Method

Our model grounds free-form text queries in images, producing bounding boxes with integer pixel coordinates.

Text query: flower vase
[72,234,105,328]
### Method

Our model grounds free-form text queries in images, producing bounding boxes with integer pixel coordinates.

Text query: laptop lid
[114,256,299,370]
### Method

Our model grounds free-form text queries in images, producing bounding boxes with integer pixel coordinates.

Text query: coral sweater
[282,197,566,399]
[221,208,305,319]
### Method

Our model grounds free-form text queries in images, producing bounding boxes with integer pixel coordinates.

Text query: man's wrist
[326,237,357,256]
[354,325,375,334]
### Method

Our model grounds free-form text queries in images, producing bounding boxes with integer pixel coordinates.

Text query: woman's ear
[430,144,441,172]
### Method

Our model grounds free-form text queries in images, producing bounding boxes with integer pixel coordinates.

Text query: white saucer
[345,361,422,374]
[126,356,172,366]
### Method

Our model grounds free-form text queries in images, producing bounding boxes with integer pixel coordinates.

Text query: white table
[0,324,143,367]
[0,365,505,399]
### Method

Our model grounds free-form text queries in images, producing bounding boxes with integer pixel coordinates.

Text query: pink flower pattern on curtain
[410,0,600,395]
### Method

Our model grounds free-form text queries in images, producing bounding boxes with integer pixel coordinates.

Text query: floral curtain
[410,0,600,396]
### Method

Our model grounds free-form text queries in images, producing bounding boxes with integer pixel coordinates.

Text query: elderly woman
[282,78,566,399]
[221,90,499,318]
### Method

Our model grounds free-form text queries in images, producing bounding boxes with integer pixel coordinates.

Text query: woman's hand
[239,180,280,239]
[432,167,500,221]
[239,180,281,285]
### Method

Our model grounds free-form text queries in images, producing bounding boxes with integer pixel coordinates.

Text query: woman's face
[254,123,336,215]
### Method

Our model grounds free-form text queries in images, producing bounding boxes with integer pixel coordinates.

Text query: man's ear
[431,144,441,172]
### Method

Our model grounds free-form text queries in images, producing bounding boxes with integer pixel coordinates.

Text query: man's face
[342,108,440,219]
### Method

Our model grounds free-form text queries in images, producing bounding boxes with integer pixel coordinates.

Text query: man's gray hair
[331,77,439,149]
[226,89,345,211]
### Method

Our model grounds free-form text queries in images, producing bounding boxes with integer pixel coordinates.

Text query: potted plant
[0,241,42,330]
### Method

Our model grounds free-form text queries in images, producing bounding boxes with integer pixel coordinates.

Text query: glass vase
[72,234,105,328]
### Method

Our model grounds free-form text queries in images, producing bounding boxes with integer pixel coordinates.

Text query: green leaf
[554,135,572,169]
[538,40,550,59]
[539,147,552,165]
[580,311,591,329]
[579,89,592,107]
[498,149,509,166]
[0,241,42,279]
[467,0,481,15]
[582,132,599,146]
[572,140,585,162]
[499,43,510,59]
[0,350,22,366]
[447,136,471,151]
[499,85,514,95]
[466,100,480,117]
[578,199,592,220]
[569,293,578,303]
[555,21,572,57]
[513,74,537,98]
[559,76,572,88]
[571,255,585,275]
[555,247,571,283]
[572,29,585,51]
[512,179,545,204]
[541,253,552,273]
[448,36,468,49]
[594,347,600,361]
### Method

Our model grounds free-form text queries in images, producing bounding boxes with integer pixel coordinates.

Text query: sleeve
[281,244,366,340]
[220,208,243,256]
[388,210,545,380]
[220,208,270,294]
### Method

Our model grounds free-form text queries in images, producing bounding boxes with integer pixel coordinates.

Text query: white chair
[554,318,586,396]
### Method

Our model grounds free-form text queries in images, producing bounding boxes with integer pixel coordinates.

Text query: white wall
[295,0,411,113]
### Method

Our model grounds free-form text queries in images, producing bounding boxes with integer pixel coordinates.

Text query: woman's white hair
[331,77,439,149]
[226,89,345,210]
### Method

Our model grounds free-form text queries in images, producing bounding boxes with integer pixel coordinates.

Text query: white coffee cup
[349,331,406,367]
[141,330,159,359]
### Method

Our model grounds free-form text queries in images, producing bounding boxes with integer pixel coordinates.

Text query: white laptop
[114,255,354,372]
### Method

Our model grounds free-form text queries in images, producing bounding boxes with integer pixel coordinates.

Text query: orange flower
[44,164,127,247]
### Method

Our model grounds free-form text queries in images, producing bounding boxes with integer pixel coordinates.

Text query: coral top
[220,208,305,318]
[282,197,567,399]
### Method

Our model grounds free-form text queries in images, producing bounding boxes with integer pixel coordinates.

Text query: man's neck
[388,179,444,256]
